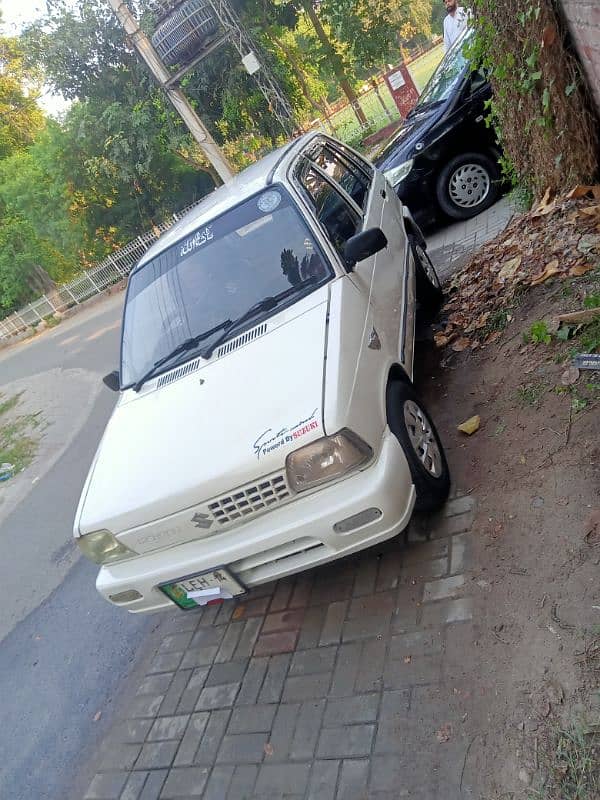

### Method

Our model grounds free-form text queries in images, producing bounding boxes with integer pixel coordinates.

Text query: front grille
[208,473,291,524]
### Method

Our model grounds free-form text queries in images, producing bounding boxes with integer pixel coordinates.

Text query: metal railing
[0,199,204,341]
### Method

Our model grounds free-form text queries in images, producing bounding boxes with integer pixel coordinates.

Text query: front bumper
[95,428,415,613]
[395,168,438,229]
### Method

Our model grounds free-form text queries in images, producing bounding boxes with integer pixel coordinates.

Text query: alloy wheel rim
[403,399,443,477]
[415,243,440,289]
[448,163,490,208]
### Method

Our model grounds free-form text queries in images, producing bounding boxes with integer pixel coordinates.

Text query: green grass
[329,43,445,146]
[407,44,445,92]
[0,391,22,417]
[517,382,546,407]
[0,393,42,476]
[532,720,599,800]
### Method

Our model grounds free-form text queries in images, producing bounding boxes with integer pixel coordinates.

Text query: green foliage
[517,382,546,406]
[0,32,44,160]
[583,293,600,309]
[524,320,551,345]
[0,394,41,474]
[467,0,598,195]
[531,719,599,800]
[579,319,600,354]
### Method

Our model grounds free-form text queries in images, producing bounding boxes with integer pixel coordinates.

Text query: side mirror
[344,228,388,270]
[103,370,120,392]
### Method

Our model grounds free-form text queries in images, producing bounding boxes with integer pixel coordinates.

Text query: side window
[300,166,360,261]
[313,146,370,211]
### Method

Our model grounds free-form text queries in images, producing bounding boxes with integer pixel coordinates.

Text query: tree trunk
[301,0,368,128]
[370,77,394,122]
[270,35,336,134]
[173,147,220,187]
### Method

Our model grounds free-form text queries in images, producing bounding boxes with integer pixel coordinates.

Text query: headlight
[286,429,372,493]
[384,159,414,187]
[77,529,137,565]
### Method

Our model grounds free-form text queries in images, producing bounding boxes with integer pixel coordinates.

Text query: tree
[0,29,44,159]
[24,0,218,237]
[300,0,368,125]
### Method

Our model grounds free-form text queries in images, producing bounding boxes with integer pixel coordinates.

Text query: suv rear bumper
[96,428,415,613]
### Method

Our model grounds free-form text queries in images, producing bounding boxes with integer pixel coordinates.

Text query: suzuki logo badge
[191,512,213,529]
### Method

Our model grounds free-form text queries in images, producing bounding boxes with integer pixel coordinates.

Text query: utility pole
[107,0,234,183]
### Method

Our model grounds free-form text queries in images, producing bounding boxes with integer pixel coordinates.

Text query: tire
[436,151,501,220]
[409,235,443,319]
[387,380,450,512]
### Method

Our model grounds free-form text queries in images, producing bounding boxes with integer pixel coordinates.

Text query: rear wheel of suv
[436,151,501,220]
[409,235,443,320]
[387,380,450,511]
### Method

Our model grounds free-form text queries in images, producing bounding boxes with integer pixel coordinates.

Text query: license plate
[160,568,245,610]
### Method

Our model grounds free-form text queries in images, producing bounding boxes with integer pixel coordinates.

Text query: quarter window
[300,166,360,261]
[313,146,370,210]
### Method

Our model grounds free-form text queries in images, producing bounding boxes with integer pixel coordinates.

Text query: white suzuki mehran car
[75,133,450,613]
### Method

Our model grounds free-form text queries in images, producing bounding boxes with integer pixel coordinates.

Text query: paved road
[0,294,157,800]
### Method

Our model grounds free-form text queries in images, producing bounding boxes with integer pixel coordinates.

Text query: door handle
[380,188,386,199]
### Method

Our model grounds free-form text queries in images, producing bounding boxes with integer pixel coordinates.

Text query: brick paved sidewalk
[426,195,517,281]
[84,495,480,800]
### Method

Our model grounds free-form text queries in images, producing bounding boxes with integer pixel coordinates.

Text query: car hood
[76,288,329,539]
[374,104,446,172]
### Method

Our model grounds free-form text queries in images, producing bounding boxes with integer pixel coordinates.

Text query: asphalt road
[0,294,156,800]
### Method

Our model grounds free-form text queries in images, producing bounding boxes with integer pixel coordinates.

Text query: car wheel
[409,235,443,319]
[436,152,501,220]
[387,380,450,512]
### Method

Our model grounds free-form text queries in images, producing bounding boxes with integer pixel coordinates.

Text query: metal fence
[0,200,204,341]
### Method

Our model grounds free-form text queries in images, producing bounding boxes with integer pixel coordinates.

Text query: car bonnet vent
[157,357,203,388]
[217,323,267,357]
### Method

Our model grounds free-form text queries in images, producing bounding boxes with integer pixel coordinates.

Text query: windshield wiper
[200,278,318,361]
[133,318,232,392]
[408,98,444,117]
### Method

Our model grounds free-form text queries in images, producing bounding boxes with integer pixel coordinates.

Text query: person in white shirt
[443,0,468,51]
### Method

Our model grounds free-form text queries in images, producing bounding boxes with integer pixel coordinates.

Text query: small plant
[532,719,600,800]
[484,309,510,335]
[518,382,546,406]
[525,320,552,345]
[580,319,600,353]
[571,394,588,413]
[583,293,600,309]
[561,280,574,298]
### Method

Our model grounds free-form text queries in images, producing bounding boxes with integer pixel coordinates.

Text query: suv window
[313,146,370,210]
[300,166,361,261]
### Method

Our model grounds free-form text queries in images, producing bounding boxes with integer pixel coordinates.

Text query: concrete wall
[560,0,600,114]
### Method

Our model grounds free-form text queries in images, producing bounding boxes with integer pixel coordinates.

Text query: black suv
[375,29,501,227]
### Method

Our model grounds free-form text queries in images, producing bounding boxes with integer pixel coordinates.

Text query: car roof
[134,132,319,271]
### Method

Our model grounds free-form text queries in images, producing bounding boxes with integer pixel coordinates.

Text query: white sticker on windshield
[180,226,214,257]
[257,191,282,213]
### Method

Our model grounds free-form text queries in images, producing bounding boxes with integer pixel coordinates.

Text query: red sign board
[383,63,419,118]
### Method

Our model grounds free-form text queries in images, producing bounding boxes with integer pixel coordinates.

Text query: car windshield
[415,28,472,110]
[120,186,332,387]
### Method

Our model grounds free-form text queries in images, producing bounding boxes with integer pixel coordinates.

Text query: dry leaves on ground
[437,186,600,349]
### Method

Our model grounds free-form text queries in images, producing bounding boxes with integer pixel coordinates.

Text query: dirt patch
[415,266,599,797]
